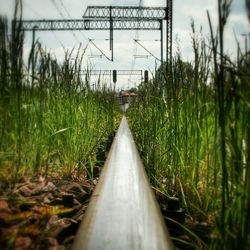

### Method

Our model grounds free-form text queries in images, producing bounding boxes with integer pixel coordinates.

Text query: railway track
[72,116,174,250]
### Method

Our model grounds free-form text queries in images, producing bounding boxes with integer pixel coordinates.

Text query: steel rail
[72,116,174,250]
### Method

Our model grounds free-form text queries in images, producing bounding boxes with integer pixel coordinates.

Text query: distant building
[118,90,137,104]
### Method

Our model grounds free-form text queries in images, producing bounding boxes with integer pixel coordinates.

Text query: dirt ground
[0,172,97,250]
[0,169,213,250]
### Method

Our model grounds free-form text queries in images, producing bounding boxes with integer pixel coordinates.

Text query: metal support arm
[19,19,162,31]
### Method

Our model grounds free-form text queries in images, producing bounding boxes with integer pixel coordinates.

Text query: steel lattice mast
[166,0,173,75]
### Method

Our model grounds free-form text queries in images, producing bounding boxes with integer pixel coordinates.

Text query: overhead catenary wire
[53,0,91,64]
[58,0,89,43]
[51,31,66,51]
[59,0,73,20]
[24,0,90,64]
[51,0,81,44]
[23,0,66,54]
[128,0,144,88]
[23,0,43,18]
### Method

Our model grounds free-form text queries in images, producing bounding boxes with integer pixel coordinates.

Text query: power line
[60,0,88,42]
[51,0,81,44]
[59,0,72,19]
[23,0,66,54]
[51,31,66,50]
[60,0,88,41]
[51,0,65,19]
[23,0,43,18]
[129,0,144,87]
[58,0,89,43]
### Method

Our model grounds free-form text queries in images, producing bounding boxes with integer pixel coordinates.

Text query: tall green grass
[0,4,118,180]
[128,1,250,248]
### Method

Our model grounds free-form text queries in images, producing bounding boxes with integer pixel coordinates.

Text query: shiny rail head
[72,116,174,250]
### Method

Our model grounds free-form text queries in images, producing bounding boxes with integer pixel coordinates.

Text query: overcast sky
[0,0,249,89]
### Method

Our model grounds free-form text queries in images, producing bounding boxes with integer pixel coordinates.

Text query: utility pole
[31,25,38,85]
[241,33,250,64]
[161,20,164,65]
[242,33,247,55]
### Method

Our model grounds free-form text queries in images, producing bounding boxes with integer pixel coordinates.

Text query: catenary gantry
[17,3,172,65]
